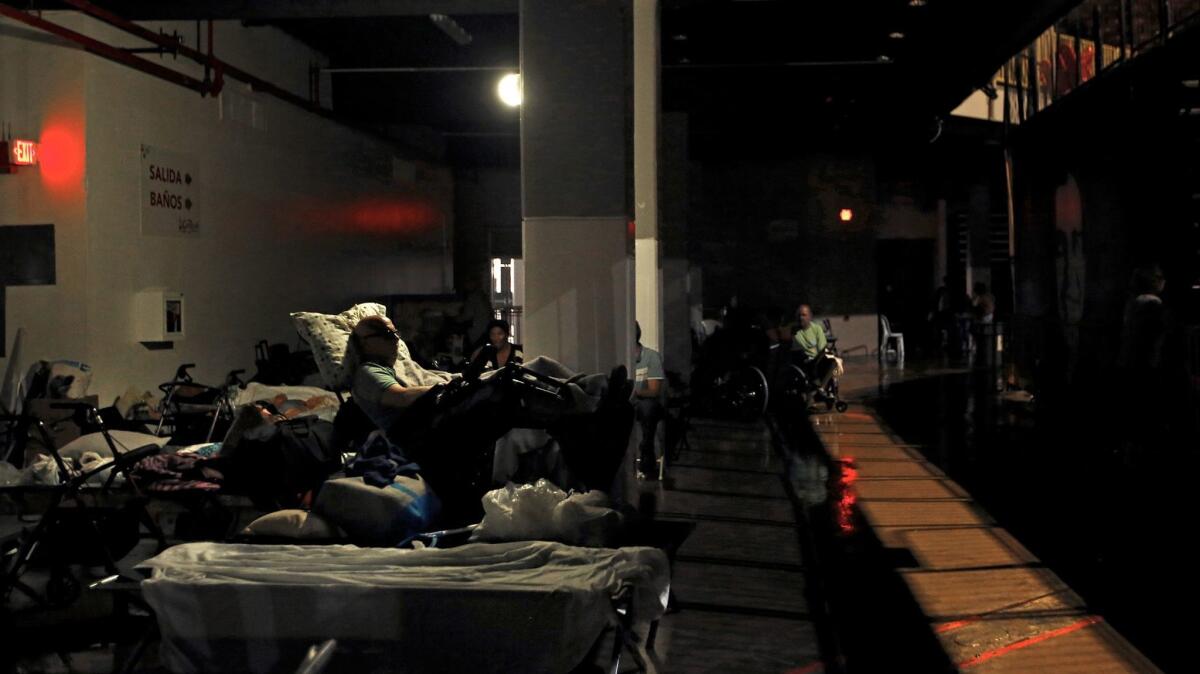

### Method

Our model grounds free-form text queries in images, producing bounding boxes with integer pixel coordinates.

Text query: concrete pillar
[520,0,632,373]
[633,0,662,352]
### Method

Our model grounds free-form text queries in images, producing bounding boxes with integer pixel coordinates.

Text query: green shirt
[793,322,827,359]
[352,362,403,432]
[634,346,665,396]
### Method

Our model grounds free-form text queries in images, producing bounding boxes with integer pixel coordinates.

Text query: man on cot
[348,315,633,524]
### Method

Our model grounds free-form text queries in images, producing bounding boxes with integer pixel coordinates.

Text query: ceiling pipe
[0,3,210,95]
[59,0,332,119]
[0,1,473,160]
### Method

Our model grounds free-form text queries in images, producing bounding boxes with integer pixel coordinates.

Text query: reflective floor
[835,356,1193,673]
[639,417,827,674]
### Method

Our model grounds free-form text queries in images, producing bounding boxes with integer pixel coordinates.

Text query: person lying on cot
[348,315,633,524]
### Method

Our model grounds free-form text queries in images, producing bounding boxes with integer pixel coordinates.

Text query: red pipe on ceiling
[3,2,432,159]
[61,0,331,118]
[0,3,210,95]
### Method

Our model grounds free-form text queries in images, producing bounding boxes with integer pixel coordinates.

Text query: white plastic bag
[23,453,59,485]
[475,479,566,542]
[79,450,123,486]
[474,479,622,546]
[0,461,20,486]
[553,490,622,547]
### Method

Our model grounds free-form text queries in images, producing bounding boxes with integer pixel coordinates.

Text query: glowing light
[497,73,522,107]
[38,118,85,193]
[889,31,906,40]
[11,140,37,165]
[839,208,854,222]
[347,199,441,235]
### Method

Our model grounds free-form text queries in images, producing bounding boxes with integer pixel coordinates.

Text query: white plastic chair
[879,315,905,365]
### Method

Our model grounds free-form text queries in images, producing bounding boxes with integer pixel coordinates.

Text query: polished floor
[644,355,1174,673]
[869,359,1193,673]
[639,417,828,674]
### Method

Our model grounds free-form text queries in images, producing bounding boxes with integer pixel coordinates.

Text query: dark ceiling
[17,0,1078,165]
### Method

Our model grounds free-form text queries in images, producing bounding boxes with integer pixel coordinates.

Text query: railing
[994,0,1200,124]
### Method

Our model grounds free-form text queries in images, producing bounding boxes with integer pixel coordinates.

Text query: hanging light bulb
[497,73,522,107]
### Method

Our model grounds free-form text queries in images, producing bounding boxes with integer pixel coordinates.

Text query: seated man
[792,304,836,405]
[633,322,665,481]
[349,315,632,524]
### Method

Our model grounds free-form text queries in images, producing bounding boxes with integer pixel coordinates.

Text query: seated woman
[348,316,632,525]
[470,319,523,371]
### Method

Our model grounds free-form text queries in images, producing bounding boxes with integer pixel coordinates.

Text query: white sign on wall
[140,145,201,236]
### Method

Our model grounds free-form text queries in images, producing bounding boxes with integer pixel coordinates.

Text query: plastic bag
[79,450,124,486]
[474,479,622,546]
[23,453,59,485]
[554,490,622,547]
[475,479,566,542]
[0,461,20,487]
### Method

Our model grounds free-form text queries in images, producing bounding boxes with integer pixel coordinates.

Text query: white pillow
[290,303,391,390]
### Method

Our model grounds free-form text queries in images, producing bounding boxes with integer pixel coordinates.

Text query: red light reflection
[347,199,441,235]
[833,458,858,535]
[294,196,443,238]
[39,121,85,193]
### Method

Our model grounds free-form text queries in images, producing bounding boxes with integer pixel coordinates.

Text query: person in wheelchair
[349,316,632,524]
[792,304,837,407]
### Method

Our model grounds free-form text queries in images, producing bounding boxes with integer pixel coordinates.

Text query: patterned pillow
[291,303,388,390]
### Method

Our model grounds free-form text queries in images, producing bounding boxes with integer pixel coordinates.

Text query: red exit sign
[11,139,37,165]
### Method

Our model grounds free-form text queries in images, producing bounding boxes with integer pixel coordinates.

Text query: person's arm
[636,378,663,399]
[636,350,666,398]
[816,325,827,352]
[379,383,435,409]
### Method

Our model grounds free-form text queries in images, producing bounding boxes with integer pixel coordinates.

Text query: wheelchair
[689,321,774,422]
[2,403,164,609]
[775,349,849,413]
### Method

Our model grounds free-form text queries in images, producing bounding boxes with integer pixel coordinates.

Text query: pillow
[290,303,389,390]
[313,475,440,546]
[242,509,343,540]
[291,302,454,391]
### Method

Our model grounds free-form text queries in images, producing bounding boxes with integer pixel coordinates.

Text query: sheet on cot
[139,540,671,674]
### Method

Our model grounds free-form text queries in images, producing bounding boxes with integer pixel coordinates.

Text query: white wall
[821,313,877,357]
[2,13,453,404]
[1,14,91,391]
